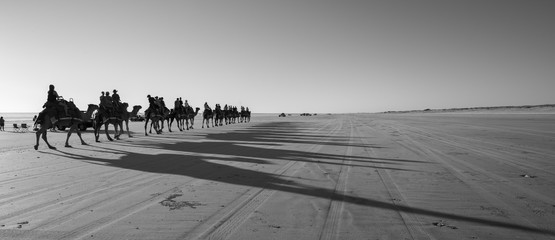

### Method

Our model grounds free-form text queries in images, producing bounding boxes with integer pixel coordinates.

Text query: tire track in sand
[318,118,351,240]
[354,118,434,240]
[389,124,555,236]
[185,119,340,240]
[388,122,555,200]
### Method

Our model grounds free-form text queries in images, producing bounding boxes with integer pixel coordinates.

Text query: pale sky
[1,0,554,113]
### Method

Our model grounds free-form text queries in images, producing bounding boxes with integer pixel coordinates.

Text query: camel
[144,107,168,136]
[34,101,96,150]
[202,108,214,128]
[164,109,176,132]
[93,105,123,142]
[166,106,189,132]
[240,109,251,123]
[225,106,239,125]
[184,107,200,130]
[214,105,224,126]
[165,109,179,132]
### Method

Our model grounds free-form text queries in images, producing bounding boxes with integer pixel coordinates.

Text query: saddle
[37,99,80,124]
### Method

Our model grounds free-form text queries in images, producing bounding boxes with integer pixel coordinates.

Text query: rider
[99,91,105,103]
[112,89,121,109]
[159,97,166,111]
[174,98,180,109]
[101,91,114,115]
[174,98,183,114]
[204,102,212,112]
[45,84,68,117]
[147,95,159,113]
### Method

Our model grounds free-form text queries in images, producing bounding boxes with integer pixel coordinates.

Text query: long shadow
[205,122,380,149]
[45,120,555,237]
[50,147,555,237]
[133,122,427,167]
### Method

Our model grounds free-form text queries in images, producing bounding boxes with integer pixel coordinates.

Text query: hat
[113,89,118,93]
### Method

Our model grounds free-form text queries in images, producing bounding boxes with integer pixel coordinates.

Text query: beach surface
[1,112,555,239]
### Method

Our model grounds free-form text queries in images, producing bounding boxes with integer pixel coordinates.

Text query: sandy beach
[1,112,555,239]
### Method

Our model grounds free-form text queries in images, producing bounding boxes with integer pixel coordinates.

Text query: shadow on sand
[45,121,555,237]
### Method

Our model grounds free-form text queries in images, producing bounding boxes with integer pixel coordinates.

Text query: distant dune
[381,104,555,114]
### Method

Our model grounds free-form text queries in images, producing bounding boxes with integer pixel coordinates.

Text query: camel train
[33,87,251,149]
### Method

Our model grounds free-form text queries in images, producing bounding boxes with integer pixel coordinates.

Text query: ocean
[0,112,38,124]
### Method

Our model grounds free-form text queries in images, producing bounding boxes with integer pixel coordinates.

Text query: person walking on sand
[0,116,4,131]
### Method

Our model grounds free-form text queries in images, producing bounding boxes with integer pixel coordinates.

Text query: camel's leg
[144,118,149,136]
[94,122,102,142]
[149,120,154,134]
[156,121,162,134]
[34,129,43,150]
[167,119,172,132]
[77,128,87,145]
[125,120,132,138]
[105,124,113,141]
[65,126,74,147]
[65,125,86,147]
[114,122,121,140]
[42,130,56,149]
[114,123,120,140]
[115,123,121,140]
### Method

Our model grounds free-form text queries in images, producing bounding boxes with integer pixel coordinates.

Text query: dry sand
[1,112,555,239]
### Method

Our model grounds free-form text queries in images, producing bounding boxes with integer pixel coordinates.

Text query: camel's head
[88,104,99,111]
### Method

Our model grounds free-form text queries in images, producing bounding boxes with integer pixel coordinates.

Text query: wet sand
[1,113,555,239]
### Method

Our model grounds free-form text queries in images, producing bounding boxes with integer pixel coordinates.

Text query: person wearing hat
[112,89,121,109]
[99,91,105,104]
[147,95,158,113]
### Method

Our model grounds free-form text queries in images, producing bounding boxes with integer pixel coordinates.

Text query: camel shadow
[45,120,555,237]
[51,146,555,237]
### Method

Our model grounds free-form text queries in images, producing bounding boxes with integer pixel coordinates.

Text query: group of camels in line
[145,104,251,135]
[33,100,251,150]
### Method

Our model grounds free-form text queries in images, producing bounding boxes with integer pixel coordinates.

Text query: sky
[1,0,554,114]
